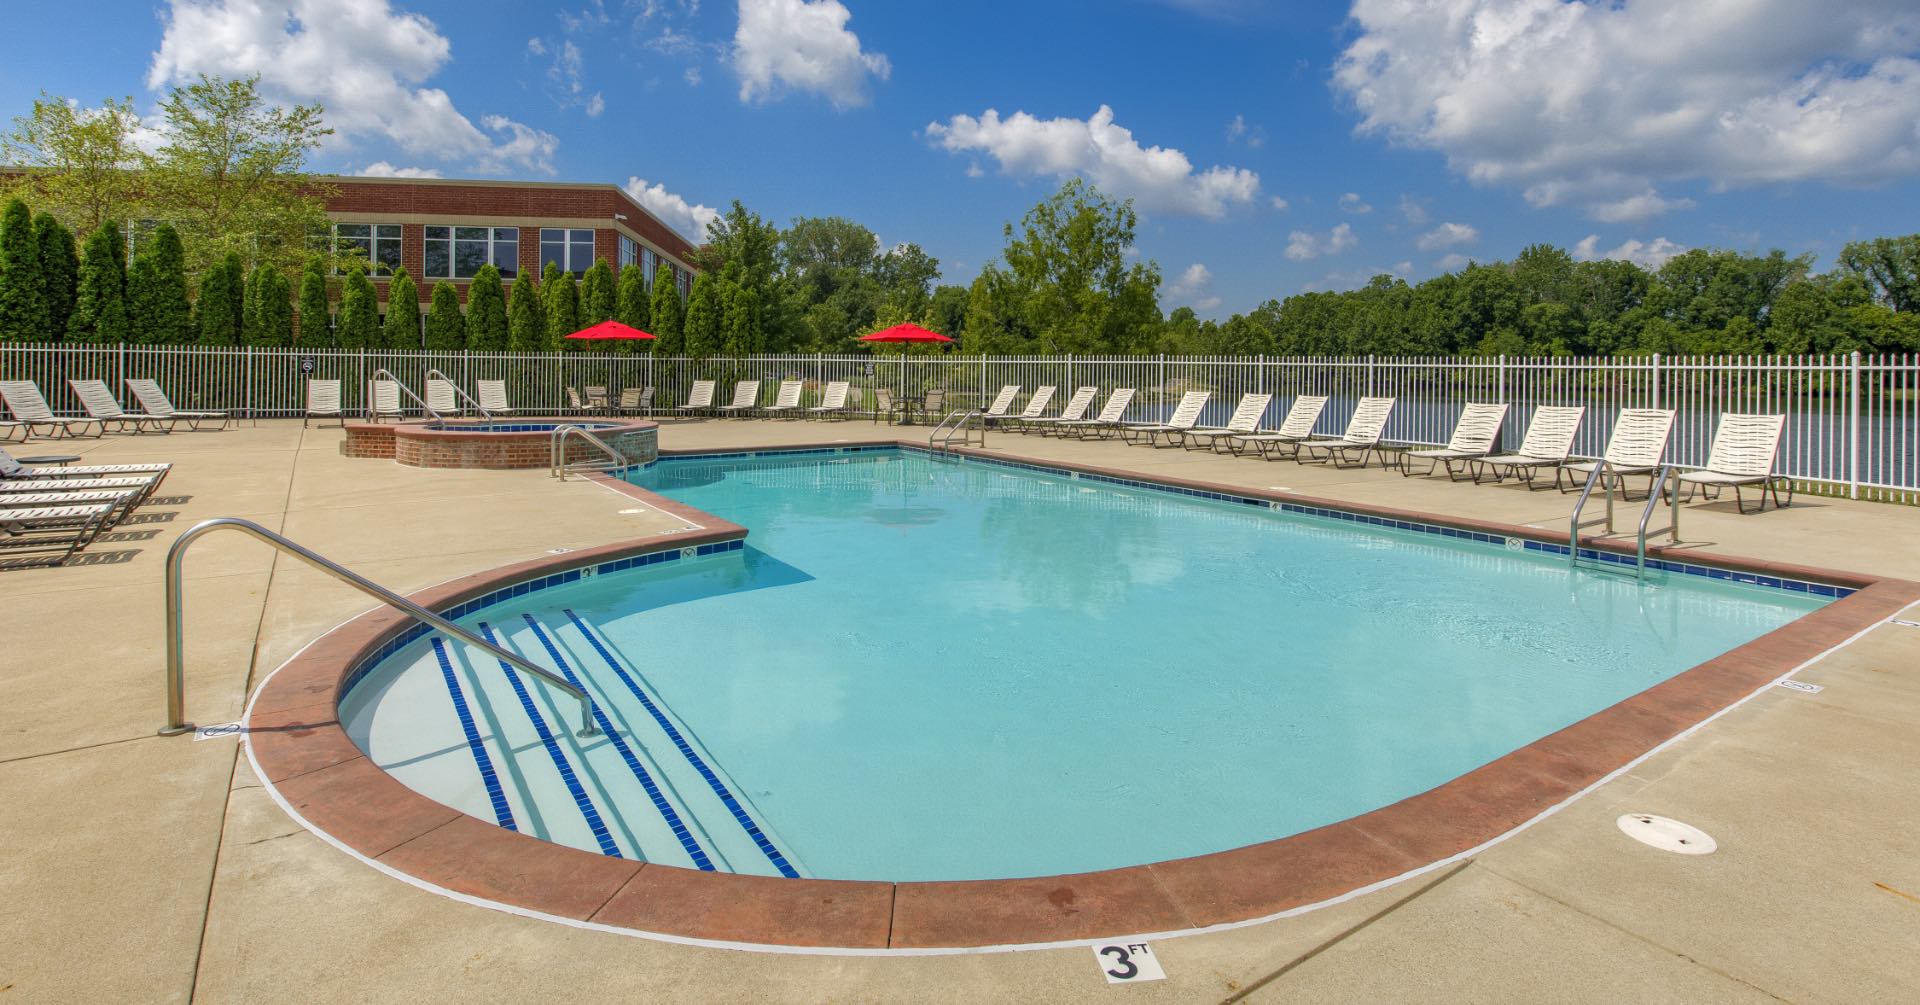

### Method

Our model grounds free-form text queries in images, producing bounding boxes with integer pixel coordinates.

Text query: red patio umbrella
[858,322,953,344]
[565,320,656,341]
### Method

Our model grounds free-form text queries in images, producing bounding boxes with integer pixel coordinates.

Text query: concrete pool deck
[3,418,1919,1001]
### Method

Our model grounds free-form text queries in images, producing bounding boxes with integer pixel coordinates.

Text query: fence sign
[300,357,316,375]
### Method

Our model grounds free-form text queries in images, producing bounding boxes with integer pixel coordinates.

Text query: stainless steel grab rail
[550,423,626,480]
[423,368,492,421]
[1635,464,1681,578]
[367,368,443,422]
[928,409,983,452]
[1566,461,1608,567]
[161,517,597,738]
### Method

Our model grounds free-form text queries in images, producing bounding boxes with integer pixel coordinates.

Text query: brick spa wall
[341,420,657,470]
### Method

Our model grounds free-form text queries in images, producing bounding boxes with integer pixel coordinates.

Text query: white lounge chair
[0,474,164,508]
[805,381,851,420]
[761,380,807,419]
[0,501,119,565]
[124,379,228,430]
[1472,406,1586,488]
[715,380,762,417]
[1559,408,1676,498]
[1226,395,1329,460]
[1056,388,1136,439]
[1119,391,1211,447]
[1,486,142,527]
[1019,386,1100,435]
[0,381,104,439]
[305,380,343,427]
[1,447,171,492]
[1401,403,1510,479]
[68,378,174,434]
[996,386,1057,433]
[977,385,1022,427]
[426,378,460,416]
[1677,413,1791,513]
[673,380,717,418]
[476,380,515,416]
[1,418,22,442]
[1297,397,1396,468]
[1181,393,1272,451]
[367,380,405,422]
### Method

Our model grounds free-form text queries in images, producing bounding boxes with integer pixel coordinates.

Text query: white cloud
[586,93,605,117]
[150,0,559,175]
[356,161,441,178]
[1339,192,1372,214]
[1589,189,1696,223]
[733,0,890,109]
[1434,252,1471,271]
[475,116,559,175]
[624,176,719,242]
[1270,196,1289,211]
[1167,263,1211,297]
[1399,194,1430,225]
[684,66,703,86]
[1416,221,1479,250]
[1285,222,1358,261]
[964,161,984,179]
[527,37,546,55]
[925,105,1261,219]
[1573,233,1688,269]
[1225,114,1266,148]
[1334,0,1920,220]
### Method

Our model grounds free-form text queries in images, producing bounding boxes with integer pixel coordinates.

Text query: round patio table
[18,455,80,467]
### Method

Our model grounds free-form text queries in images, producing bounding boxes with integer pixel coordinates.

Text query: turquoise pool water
[340,449,1827,882]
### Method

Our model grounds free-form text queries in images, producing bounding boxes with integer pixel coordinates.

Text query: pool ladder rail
[550,423,626,480]
[1566,462,1681,579]
[365,367,445,423]
[159,517,598,739]
[422,367,494,421]
[929,409,984,453]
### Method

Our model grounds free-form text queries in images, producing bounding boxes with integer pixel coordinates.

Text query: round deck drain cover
[1616,814,1717,855]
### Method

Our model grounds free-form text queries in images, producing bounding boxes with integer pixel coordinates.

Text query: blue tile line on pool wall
[517,614,715,870]
[476,621,623,858]
[428,637,518,832]
[562,607,801,879]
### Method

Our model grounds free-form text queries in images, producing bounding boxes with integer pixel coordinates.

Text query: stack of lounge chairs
[1,447,171,566]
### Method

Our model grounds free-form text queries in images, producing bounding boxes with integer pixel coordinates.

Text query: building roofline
[318,174,703,257]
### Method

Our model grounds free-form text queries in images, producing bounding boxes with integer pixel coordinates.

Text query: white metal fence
[3,344,1914,503]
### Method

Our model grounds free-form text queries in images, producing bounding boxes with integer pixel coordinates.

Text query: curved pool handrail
[550,423,626,480]
[423,368,492,421]
[367,368,444,423]
[161,517,598,739]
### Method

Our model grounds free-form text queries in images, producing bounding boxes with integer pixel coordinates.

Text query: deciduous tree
[2,94,144,233]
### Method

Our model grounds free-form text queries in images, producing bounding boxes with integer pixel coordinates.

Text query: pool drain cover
[1617,814,1717,855]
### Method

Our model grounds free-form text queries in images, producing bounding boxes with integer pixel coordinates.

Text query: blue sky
[4,1,1919,317]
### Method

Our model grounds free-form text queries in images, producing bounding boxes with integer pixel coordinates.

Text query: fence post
[1066,353,1073,394]
[244,345,254,423]
[1650,352,1662,410]
[357,349,366,419]
[1849,350,1861,500]
[117,341,127,405]
[1367,354,1376,397]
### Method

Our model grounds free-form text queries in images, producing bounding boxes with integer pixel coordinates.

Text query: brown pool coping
[246,436,1920,950]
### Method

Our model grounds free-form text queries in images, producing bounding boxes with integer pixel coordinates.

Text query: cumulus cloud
[1338,192,1372,214]
[1416,221,1479,250]
[586,93,605,117]
[1166,263,1222,310]
[475,116,559,175]
[624,176,719,242]
[733,0,890,109]
[925,105,1261,219]
[1225,114,1266,148]
[357,161,441,178]
[1434,252,1471,271]
[150,0,558,175]
[1270,196,1289,211]
[1573,233,1688,269]
[1285,222,1358,261]
[1399,194,1430,225]
[1333,0,1920,220]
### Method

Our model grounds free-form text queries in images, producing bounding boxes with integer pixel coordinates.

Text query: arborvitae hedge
[615,261,651,330]
[683,270,723,359]
[424,281,465,350]
[507,271,544,352]
[0,199,51,341]
[336,266,377,349]
[580,258,616,326]
[251,267,293,347]
[69,221,129,343]
[465,265,508,351]
[382,267,419,350]
[126,223,194,345]
[35,214,78,338]
[543,263,578,351]
[297,254,330,346]
[195,253,246,345]
[649,265,683,356]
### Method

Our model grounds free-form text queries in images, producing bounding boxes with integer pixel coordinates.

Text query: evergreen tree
[243,263,274,345]
[650,265,684,356]
[544,263,580,350]
[616,261,651,331]
[580,258,616,325]
[0,198,50,341]
[724,281,763,355]
[35,214,79,338]
[297,254,331,346]
[465,265,509,351]
[68,220,129,343]
[335,266,377,349]
[256,268,293,348]
[683,270,723,358]
[127,223,193,344]
[382,267,419,350]
[507,272,545,352]
[424,281,465,350]
[195,252,244,345]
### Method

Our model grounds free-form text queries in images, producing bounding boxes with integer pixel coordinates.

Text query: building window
[618,235,638,272]
[640,247,657,283]
[423,226,518,280]
[677,266,691,300]
[539,228,596,275]
[334,223,402,275]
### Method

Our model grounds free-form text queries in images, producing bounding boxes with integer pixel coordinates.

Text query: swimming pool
[339,448,1828,883]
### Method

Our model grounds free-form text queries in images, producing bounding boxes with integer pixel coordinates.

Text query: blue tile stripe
[562,607,800,879]
[476,621,622,858]
[428,638,518,831]
[518,613,715,871]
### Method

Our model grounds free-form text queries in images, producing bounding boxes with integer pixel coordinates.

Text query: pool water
[341,449,1826,882]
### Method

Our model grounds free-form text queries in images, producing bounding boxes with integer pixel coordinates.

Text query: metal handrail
[423,368,492,421]
[366,368,443,422]
[1566,461,1608,567]
[161,517,597,738]
[550,423,626,480]
[1635,464,1681,578]
[929,409,983,452]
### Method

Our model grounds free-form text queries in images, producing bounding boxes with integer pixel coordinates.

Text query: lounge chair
[673,380,717,418]
[564,386,590,415]
[1,447,171,491]
[1559,408,1676,498]
[762,380,806,419]
[1677,413,1792,513]
[1119,390,1211,447]
[476,380,515,415]
[124,379,228,430]
[1,418,22,442]
[426,378,460,416]
[1472,406,1586,488]
[1182,393,1272,452]
[616,387,654,416]
[1225,395,1329,460]
[805,381,851,419]
[715,380,762,418]
[977,385,1021,427]
[1056,388,1136,439]
[1297,397,1396,468]
[1019,386,1099,435]
[367,380,405,422]
[997,386,1058,433]
[1401,403,1510,479]
[305,380,344,427]
[0,501,118,566]
[1,487,141,528]
[0,475,165,508]
[68,379,174,434]
[0,381,104,439]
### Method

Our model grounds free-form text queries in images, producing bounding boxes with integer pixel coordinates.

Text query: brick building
[321,175,701,315]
